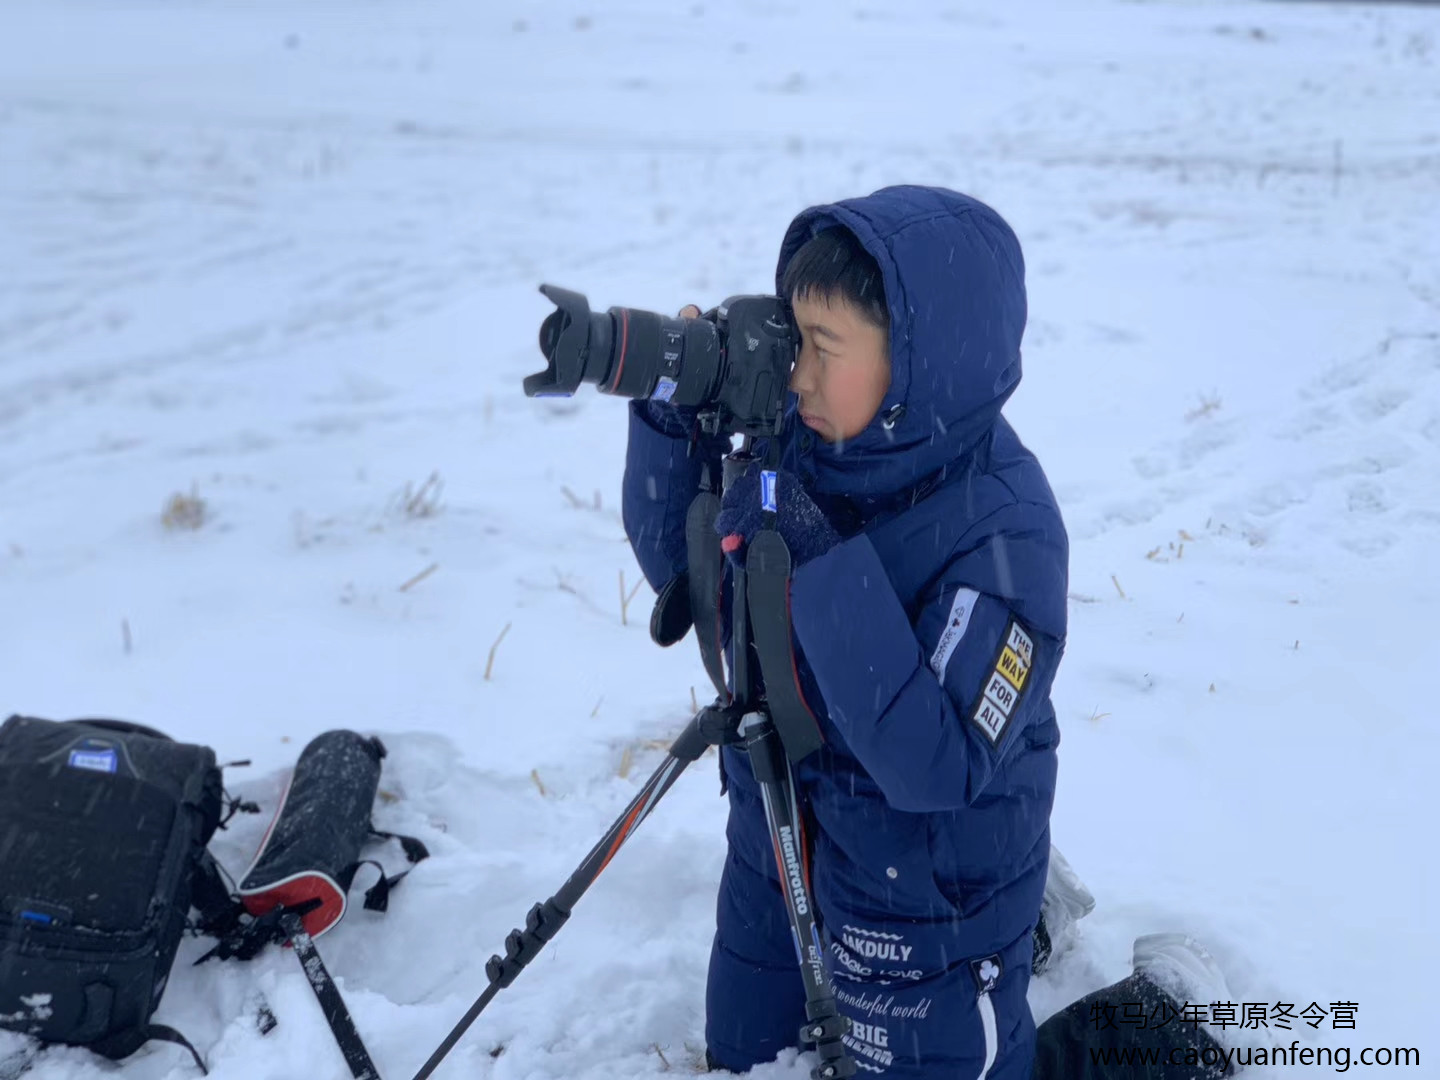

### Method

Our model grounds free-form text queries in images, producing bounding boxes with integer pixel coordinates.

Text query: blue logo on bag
[761,470,777,513]
[68,746,117,773]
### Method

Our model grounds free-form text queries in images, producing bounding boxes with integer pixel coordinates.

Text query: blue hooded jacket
[623,185,1067,998]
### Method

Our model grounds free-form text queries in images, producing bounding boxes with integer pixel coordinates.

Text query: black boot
[1033,962,1233,1078]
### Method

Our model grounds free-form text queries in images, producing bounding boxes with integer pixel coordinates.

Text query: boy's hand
[715,465,841,569]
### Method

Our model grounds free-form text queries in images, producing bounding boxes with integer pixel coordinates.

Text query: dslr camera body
[526,284,797,438]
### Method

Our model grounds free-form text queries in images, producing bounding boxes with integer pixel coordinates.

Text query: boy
[622,186,1234,1079]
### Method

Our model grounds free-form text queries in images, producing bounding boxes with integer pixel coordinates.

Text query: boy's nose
[789,352,815,395]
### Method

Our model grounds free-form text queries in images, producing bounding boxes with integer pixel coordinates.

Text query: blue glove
[643,398,699,439]
[714,465,841,569]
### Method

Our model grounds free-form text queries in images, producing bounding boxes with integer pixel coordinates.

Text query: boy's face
[788,292,891,443]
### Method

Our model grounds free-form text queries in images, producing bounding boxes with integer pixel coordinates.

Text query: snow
[2,0,1437,1076]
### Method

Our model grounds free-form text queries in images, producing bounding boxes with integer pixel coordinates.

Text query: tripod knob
[799,1015,850,1044]
[811,1056,858,1080]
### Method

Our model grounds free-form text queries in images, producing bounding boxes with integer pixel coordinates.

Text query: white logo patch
[929,587,980,680]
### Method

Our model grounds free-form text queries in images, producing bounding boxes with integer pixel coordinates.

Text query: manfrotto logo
[778,825,809,916]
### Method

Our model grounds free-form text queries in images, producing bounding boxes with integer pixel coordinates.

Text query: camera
[526,284,797,437]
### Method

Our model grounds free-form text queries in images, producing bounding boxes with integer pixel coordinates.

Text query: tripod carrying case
[236,729,428,939]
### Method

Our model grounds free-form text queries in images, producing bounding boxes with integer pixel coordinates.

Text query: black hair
[781,226,889,333]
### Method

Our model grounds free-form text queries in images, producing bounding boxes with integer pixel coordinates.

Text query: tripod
[411,434,855,1080]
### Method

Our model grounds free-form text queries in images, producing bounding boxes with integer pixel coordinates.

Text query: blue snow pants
[706,748,1039,1080]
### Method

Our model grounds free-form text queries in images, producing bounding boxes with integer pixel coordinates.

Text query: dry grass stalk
[530,769,546,797]
[618,745,633,780]
[619,570,643,625]
[560,486,608,512]
[162,484,207,531]
[398,562,439,592]
[1111,574,1127,600]
[398,472,444,519]
[485,622,512,681]
[1184,393,1222,422]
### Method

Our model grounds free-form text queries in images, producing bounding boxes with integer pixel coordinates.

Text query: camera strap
[685,490,729,700]
[745,531,825,762]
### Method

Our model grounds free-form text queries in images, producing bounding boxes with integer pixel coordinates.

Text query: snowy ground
[2,0,1438,1077]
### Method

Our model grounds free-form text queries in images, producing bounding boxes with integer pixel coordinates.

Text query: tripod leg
[411,711,730,1080]
[706,843,810,1072]
[741,713,856,1080]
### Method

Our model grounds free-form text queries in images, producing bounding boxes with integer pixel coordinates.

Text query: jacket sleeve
[621,402,729,593]
[788,502,1067,813]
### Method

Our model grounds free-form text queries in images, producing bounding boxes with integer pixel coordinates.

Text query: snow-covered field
[3,0,1437,1076]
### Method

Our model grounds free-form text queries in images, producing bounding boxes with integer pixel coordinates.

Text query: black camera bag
[0,715,222,1067]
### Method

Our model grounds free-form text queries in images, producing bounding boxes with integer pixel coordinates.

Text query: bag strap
[359,829,430,913]
[194,903,289,964]
[278,912,381,1080]
[145,1025,208,1075]
[369,828,429,866]
[355,859,405,913]
[191,849,247,939]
